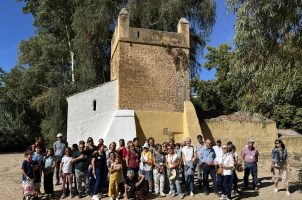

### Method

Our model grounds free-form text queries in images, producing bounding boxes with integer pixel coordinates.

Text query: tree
[192,44,238,118]
[226,0,302,132]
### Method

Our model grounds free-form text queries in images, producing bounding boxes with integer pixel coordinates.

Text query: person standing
[153,144,166,197]
[241,138,259,190]
[182,137,197,197]
[199,139,217,195]
[194,135,204,189]
[53,133,67,185]
[272,139,291,196]
[43,147,56,198]
[166,145,184,199]
[91,145,107,200]
[60,147,74,199]
[126,144,140,175]
[72,143,90,198]
[219,145,234,200]
[133,138,142,159]
[140,142,154,193]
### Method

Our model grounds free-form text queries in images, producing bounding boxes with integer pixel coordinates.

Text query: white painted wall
[67,80,137,146]
[105,110,137,145]
[67,80,118,145]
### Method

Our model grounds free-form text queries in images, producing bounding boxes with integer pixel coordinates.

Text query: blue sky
[0,0,235,80]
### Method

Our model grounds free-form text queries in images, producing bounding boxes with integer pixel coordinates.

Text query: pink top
[241,147,259,164]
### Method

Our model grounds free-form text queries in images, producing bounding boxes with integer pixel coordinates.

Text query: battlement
[111,8,190,58]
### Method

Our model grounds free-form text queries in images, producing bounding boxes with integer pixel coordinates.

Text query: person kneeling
[124,170,145,200]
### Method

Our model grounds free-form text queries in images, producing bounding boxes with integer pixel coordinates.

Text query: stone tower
[111,8,191,112]
[67,9,201,145]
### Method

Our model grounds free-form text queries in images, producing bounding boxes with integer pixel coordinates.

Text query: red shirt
[128,150,139,169]
[117,147,127,158]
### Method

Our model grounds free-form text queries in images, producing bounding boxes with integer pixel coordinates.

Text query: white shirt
[221,153,234,176]
[213,145,223,164]
[166,153,178,168]
[61,156,73,173]
[181,146,195,163]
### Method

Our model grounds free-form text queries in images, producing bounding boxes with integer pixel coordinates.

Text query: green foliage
[192,44,238,118]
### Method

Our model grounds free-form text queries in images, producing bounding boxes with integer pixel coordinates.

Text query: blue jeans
[93,168,106,195]
[169,170,183,195]
[184,166,194,193]
[216,174,223,192]
[222,175,232,199]
[202,165,217,193]
[243,163,258,188]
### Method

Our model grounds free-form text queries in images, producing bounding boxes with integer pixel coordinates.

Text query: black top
[93,152,107,169]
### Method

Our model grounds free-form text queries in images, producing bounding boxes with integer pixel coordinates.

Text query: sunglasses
[275,143,280,145]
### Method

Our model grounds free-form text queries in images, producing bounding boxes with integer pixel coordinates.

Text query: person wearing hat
[53,133,68,186]
[241,138,259,190]
[165,145,184,199]
[140,142,154,193]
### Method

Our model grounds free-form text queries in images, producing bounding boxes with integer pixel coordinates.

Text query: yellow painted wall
[281,136,302,154]
[135,110,183,143]
[181,100,202,144]
[201,119,278,153]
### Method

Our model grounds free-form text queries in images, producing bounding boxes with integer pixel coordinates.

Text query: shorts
[273,167,288,184]
[142,170,153,181]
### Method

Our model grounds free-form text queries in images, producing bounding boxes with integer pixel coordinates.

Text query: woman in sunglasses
[272,139,290,196]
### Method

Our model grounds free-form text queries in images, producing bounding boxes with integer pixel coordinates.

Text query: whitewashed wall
[67,81,117,145]
[67,80,137,146]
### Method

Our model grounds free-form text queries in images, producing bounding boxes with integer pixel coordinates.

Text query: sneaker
[109,198,114,200]
[254,187,258,191]
[286,191,291,196]
[92,195,99,200]
[169,191,172,195]
[179,194,184,199]
[61,194,66,199]
[220,194,226,200]
[160,192,166,197]
[190,192,194,197]
[274,188,278,193]
[171,193,177,197]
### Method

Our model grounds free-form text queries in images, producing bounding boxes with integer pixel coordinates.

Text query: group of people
[21,133,291,200]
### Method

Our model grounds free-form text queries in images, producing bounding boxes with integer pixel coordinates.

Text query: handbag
[216,167,223,175]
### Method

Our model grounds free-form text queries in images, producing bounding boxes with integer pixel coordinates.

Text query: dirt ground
[1,153,301,200]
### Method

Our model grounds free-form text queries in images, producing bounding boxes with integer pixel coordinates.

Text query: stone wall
[201,118,278,153]
[110,9,190,112]
[117,42,190,112]
[280,136,302,154]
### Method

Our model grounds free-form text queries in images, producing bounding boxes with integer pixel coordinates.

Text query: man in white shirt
[213,139,223,163]
[213,139,223,194]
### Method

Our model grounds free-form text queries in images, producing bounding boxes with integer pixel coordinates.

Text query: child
[43,147,56,197]
[60,147,74,198]
[108,156,122,200]
[32,146,44,196]
[21,150,35,199]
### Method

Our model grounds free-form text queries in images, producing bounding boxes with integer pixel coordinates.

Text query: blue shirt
[199,146,216,164]
[21,160,34,181]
